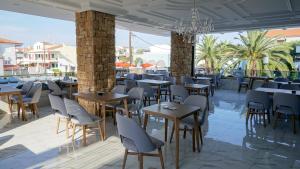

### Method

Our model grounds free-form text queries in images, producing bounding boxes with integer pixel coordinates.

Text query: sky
[0,10,240,48]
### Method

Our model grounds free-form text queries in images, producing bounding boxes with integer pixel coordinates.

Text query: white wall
[0,44,17,65]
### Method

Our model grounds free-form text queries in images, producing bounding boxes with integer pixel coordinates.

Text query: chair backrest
[111,85,126,94]
[237,76,245,84]
[21,81,34,95]
[124,79,137,91]
[30,83,42,103]
[184,95,207,125]
[246,90,270,110]
[48,94,68,116]
[279,84,299,90]
[126,73,138,80]
[166,76,176,85]
[197,79,211,86]
[116,113,155,152]
[0,78,8,84]
[8,77,19,83]
[47,80,62,96]
[170,85,189,102]
[64,98,93,123]
[273,93,300,113]
[274,77,289,82]
[293,79,300,83]
[180,75,194,84]
[137,82,155,97]
[262,82,278,89]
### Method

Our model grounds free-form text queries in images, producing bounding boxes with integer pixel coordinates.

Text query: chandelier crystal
[174,0,214,44]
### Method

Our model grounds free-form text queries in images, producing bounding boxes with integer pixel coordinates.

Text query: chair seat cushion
[71,114,101,125]
[106,101,121,109]
[276,106,295,115]
[150,136,164,148]
[116,104,140,112]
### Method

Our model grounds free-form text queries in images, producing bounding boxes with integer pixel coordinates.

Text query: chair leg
[238,85,241,93]
[137,111,142,125]
[169,123,175,143]
[183,126,187,139]
[199,125,203,145]
[17,103,20,118]
[82,125,87,146]
[267,110,271,124]
[263,113,266,128]
[122,149,128,169]
[292,114,296,134]
[273,112,279,129]
[192,129,195,152]
[98,121,104,141]
[34,104,39,118]
[56,117,60,134]
[65,120,69,138]
[246,110,250,125]
[158,148,165,169]
[72,124,76,143]
[138,154,143,169]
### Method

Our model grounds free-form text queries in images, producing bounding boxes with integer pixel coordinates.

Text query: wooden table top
[271,81,300,85]
[60,80,78,85]
[0,86,22,95]
[255,87,300,95]
[184,84,209,89]
[142,102,200,120]
[136,79,171,85]
[145,73,165,76]
[73,92,128,102]
[193,77,212,80]
[248,76,272,80]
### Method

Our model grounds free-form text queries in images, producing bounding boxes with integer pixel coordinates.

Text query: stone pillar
[76,10,115,112]
[170,32,193,84]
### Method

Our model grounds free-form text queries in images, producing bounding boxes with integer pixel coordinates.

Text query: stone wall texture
[76,10,115,113]
[170,32,193,84]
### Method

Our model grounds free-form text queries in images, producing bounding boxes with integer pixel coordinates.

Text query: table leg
[69,85,72,99]
[164,118,168,142]
[18,94,27,121]
[206,88,209,111]
[143,114,149,130]
[157,85,161,103]
[101,101,106,140]
[250,78,254,89]
[193,112,200,152]
[123,99,129,117]
[175,119,180,169]
[168,85,171,102]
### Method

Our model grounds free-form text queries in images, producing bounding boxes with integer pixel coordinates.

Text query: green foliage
[134,57,143,66]
[118,56,130,62]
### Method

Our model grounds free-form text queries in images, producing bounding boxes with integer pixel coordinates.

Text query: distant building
[17,42,76,74]
[267,28,300,69]
[0,37,22,75]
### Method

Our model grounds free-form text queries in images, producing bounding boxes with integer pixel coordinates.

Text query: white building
[17,42,76,74]
[0,37,22,76]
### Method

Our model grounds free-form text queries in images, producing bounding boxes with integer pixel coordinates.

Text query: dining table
[0,85,27,121]
[60,80,78,99]
[73,92,129,139]
[143,102,201,169]
[248,76,272,89]
[255,87,300,95]
[185,83,210,109]
[136,79,171,103]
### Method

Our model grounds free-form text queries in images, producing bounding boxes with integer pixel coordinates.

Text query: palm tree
[196,35,230,73]
[227,31,294,76]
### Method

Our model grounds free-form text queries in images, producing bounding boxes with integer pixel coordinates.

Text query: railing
[195,68,300,80]
[0,72,77,82]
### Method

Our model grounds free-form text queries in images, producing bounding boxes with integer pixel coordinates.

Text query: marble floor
[0,90,300,169]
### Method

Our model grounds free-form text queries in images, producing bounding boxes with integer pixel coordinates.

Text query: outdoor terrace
[0,89,300,169]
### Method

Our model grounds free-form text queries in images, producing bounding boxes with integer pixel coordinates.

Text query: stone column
[170,32,193,84]
[76,10,115,112]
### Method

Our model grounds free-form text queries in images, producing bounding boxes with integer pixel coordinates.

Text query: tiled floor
[0,90,300,169]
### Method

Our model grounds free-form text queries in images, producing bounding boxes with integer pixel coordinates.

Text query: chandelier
[174,0,214,44]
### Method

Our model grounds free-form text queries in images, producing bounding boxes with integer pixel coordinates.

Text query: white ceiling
[1,0,300,36]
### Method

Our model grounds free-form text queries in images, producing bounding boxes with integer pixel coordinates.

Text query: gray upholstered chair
[124,79,137,92]
[116,113,165,169]
[197,78,214,96]
[49,94,70,138]
[245,90,271,127]
[9,81,34,111]
[0,78,8,84]
[20,83,43,118]
[274,77,289,82]
[170,85,189,103]
[111,85,126,94]
[170,95,207,151]
[273,93,300,134]
[279,84,299,90]
[47,80,67,97]
[138,82,156,106]
[262,82,278,89]
[64,98,103,146]
[180,75,194,84]
[237,76,248,92]
[116,87,144,124]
